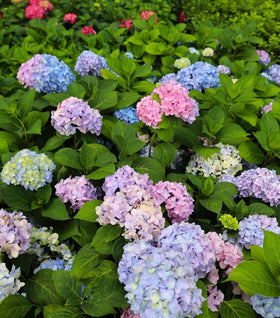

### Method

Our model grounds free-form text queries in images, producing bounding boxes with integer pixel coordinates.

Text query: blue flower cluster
[17,54,75,93]
[1,149,56,191]
[159,62,220,91]
[262,64,280,86]
[124,52,134,59]
[118,240,204,318]
[33,257,74,274]
[113,106,139,125]
[75,50,110,77]
[251,294,280,318]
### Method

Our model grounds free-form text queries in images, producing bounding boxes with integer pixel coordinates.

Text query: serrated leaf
[132,157,165,183]
[89,90,118,111]
[91,225,122,254]
[263,230,280,278]
[94,151,117,167]
[79,143,96,170]
[43,135,70,151]
[153,143,177,167]
[86,163,115,180]
[248,203,275,216]
[0,295,33,318]
[55,148,83,170]
[74,200,102,222]
[43,305,84,318]
[217,123,249,145]
[41,198,70,220]
[238,141,265,164]
[220,299,255,318]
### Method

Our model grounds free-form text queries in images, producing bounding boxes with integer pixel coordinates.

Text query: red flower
[0,12,2,18]
[25,5,45,19]
[29,0,53,11]
[81,26,96,36]
[140,10,158,23]
[119,19,133,31]
[178,13,186,23]
[64,13,77,24]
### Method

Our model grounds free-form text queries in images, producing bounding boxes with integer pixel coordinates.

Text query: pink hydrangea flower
[64,13,77,24]
[55,175,97,211]
[0,12,2,18]
[25,5,45,19]
[81,26,96,36]
[119,19,133,31]
[207,286,224,312]
[136,95,163,127]
[152,181,194,223]
[261,102,273,113]
[29,0,53,11]
[178,13,186,23]
[140,10,158,23]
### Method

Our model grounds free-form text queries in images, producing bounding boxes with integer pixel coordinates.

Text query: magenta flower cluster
[152,181,194,223]
[0,209,32,259]
[136,81,199,127]
[51,97,102,136]
[55,175,98,211]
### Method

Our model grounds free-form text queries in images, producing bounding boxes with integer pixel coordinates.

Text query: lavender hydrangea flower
[51,97,102,136]
[176,61,220,91]
[1,149,55,191]
[102,165,153,197]
[238,214,280,249]
[235,168,280,206]
[75,50,110,77]
[55,175,98,211]
[0,209,32,259]
[152,181,194,223]
[118,240,204,318]
[217,65,231,75]
[0,263,25,301]
[157,222,216,279]
[159,72,177,84]
[256,50,271,66]
[17,54,75,93]
[251,294,280,318]
[124,52,134,59]
[262,64,280,86]
[113,106,139,125]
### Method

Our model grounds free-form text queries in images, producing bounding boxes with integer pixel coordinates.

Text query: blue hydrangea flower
[176,61,220,91]
[113,106,139,124]
[1,149,56,191]
[159,73,177,84]
[17,54,75,93]
[262,64,280,86]
[251,294,280,318]
[124,52,134,59]
[33,257,65,274]
[75,50,110,77]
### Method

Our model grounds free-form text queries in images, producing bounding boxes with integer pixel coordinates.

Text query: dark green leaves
[0,295,33,318]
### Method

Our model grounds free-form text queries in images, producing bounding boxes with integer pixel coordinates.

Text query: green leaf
[94,151,117,167]
[43,135,70,151]
[238,141,265,164]
[22,119,42,135]
[227,260,280,296]
[81,294,116,317]
[89,90,118,111]
[91,225,122,254]
[67,83,86,99]
[132,157,165,183]
[43,305,84,318]
[251,245,265,263]
[220,299,255,318]
[55,148,83,170]
[0,295,33,318]
[253,131,270,151]
[79,143,96,170]
[24,269,65,306]
[116,92,140,109]
[35,184,52,204]
[201,178,214,196]
[53,220,80,241]
[263,230,280,278]
[145,42,168,55]
[202,105,225,136]
[261,114,279,137]
[132,64,152,79]
[200,197,223,213]
[43,92,70,106]
[125,138,145,155]
[53,270,82,306]
[41,198,70,220]
[74,200,102,223]
[71,243,105,279]
[73,221,98,246]
[86,163,115,180]
[132,81,155,94]
[153,143,177,167]
[248,203,275,216]
[17,89,36,118]
[217,123,249,145]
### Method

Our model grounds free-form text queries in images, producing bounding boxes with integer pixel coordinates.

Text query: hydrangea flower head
[1,149,55,191]
[238,214,280,249]
[219,214,240,230]
[157,222,216,279]
[119,19,133,31]
[140,10,158,23]
[262,64,280,86]
[217,65,231,75]
[186,143,242,178]
[159,72,177,84]
[0,209,32,258]
[189,47,200,55]
[251,294,280,318]
[25,4,45,19]
[102,165,153,196]
[256,50,271,66]
[113,106,139,125]
[55,175,98,211]
[207,286,224,312]
[118,241,204,318]
[75,50,109,77]
[33,257,65,274]
[81,26,96,35]
[176,61,220,91]
[0,263,24,301]
[261,102,273,114]
[17,54,75,93]
[64,13,77,24]
[202,47,214,57]
[124,52,134,59]
[121,307,141,318]
[235,168,280,206]
[51,97,102,136]
[174,57,191,69]
[152,181,194,223]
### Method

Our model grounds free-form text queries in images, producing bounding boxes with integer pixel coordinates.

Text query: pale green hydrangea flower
[174,57,191,69]
[219,214,240,230]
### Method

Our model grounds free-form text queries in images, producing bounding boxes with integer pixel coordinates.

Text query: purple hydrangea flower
[113,106,139,125]
[75,50,110,77]
[152,181,194,223]
[157,222,216,279]
[51,97,102,136]
[118,240,204,318]
[55,175,98,211]
[176,61,220,91]
[1,149,55,191]
[251,294,280,318]
[216,65,231,75]
[238,214,280,249]
[102,165,153,197]
[159,72,177,84]
[262,64,280,86]
[0,209,32,259]
[17,54,75,93]
[256,50,271,66]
